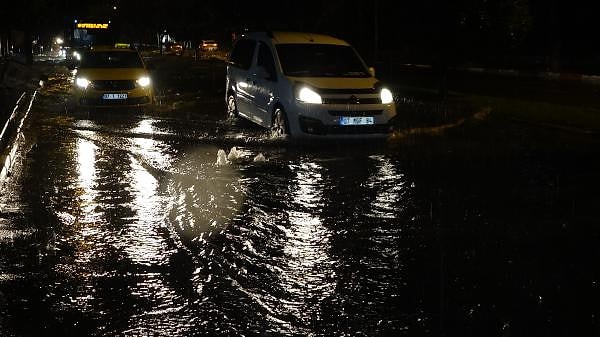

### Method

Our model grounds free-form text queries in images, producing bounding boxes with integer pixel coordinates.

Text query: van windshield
[275,44,370,78]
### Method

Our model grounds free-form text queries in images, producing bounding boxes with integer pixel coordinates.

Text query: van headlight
[136,76,151,87]
[380,88,394,104]
[75,77,90,89]
[298,87,322,104]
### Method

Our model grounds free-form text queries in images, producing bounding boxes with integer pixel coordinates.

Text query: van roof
[244,31,350,46]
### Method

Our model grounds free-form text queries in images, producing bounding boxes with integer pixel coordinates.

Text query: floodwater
[0,58,598,337]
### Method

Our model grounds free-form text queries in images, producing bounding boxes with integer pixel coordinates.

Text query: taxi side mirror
[368,67,376,77]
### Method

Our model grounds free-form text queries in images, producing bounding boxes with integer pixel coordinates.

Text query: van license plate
[103,93,128,100]
[339,116,374,126]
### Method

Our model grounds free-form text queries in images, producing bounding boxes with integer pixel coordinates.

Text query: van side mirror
[368,67,376,77]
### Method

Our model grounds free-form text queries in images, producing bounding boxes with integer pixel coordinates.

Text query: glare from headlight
[75,77,89,89]
[137,76,151,87]
[298,87,322,104]
[381,88,394,104]
[73,51,81,61]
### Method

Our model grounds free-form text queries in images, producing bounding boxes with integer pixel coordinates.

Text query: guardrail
[0,57,42,182]
[0,90,36,181]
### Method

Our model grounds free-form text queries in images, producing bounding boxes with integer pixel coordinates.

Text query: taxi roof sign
[76,23,109,29]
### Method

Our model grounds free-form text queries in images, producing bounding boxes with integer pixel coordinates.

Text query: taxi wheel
[271,107,289,138]
[64,97,76,115]
[226,93,238,119]
[144,102,157,115]
[63,101,70,114]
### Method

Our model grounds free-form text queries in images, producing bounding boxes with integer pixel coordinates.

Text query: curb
[395,63,600,84]
[389,107,491,141]
[0,90,36,182]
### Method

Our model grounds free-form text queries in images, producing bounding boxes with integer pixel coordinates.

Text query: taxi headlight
[297,87,322,104]
[137,76,151,87]
[75,77,90,89]
[380,88,394,104]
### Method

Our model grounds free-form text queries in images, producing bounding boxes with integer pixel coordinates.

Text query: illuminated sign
[76,23,109,29]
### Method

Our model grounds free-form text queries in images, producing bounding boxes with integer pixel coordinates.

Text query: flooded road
[0,58,598,336]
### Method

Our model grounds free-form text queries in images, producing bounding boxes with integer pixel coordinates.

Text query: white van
[225,31,397,140]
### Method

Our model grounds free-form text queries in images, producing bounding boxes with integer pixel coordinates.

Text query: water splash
[253,153,267,163]
[227,146,244,162]
[216,149,229,166]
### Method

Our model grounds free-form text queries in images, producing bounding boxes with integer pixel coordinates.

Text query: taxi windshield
[80,51,144,68]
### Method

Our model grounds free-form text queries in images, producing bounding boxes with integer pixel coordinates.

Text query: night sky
[1,0,599,73]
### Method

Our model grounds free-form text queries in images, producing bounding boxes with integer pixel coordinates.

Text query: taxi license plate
[103,93,128,100]
[339,116,374,126]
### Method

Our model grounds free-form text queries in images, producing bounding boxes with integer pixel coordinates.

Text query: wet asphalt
[0,56,599,337]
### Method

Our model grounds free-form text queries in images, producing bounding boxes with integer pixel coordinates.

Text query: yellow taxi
[70,45,155,110]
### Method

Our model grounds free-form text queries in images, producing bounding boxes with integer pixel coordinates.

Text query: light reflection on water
[125,157,169,266]
[366,155,406,219]
[130,118,173,172]
[63,129,188,329]
[163,150,419,335]
[1,62,593,337]
[67,133,103,312]
[279,160,335,317]
[8,113,590,336]
[166,145,245,239]
[76,133,98,210]
[47,123,421,335]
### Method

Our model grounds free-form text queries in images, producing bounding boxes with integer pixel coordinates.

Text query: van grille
[317,87,382,105]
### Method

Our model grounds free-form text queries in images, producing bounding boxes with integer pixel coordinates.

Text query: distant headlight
[136,76,151,87]
[75,77,89,89]
[73,51,81,61]
[298,87,322,104]
[380,88,394,104]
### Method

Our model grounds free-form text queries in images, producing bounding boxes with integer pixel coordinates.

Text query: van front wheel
[271,108,289,138]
